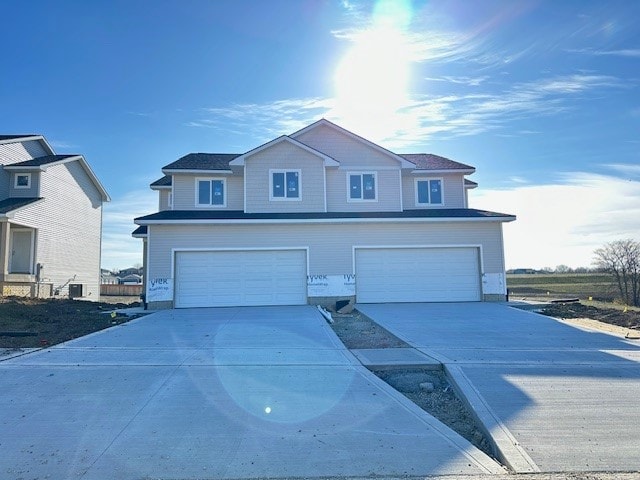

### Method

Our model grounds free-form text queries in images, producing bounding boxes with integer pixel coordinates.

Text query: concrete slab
[351,347,442,370]
[0,305,502,479]
[358,302,640,473]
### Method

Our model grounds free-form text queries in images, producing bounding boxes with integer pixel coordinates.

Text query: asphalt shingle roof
[0,197,42,214]
[136,208,513,223]
[7,154,78,167]
[163,153,240,171]
[150,175,172,187]
[399,154,474,170]
[0,135,39,141]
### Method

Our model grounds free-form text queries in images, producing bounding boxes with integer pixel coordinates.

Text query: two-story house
[0,134,110,299]
[134,119,515,309]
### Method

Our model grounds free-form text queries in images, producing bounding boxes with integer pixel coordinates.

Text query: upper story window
[348,172,377,201]
[416,178,443,205]
[196,178,226,207]
[270,169,301,201]
[14,173,31,189]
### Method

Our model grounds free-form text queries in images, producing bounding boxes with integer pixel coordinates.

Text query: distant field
[506,273,618,302]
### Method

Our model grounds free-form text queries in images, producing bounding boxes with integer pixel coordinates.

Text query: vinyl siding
[402,173,466,209]
[172,174,243,210]
[147,221,505,282]
[9,172,41,198]
[159,190,171,211]
[326,168,401,211]
[244,141,325,213]
[11,161,103,299]
[0,140,48,165]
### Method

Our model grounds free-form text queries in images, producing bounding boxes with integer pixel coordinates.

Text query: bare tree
[593,239,640,306]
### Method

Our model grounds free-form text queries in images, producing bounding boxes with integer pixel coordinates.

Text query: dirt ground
[0,296,141,349]
[538,302,640,329]
[329,310,494,458]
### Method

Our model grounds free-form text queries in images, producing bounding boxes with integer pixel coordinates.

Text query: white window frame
[269,169,302,201]
[195,177,227,208]
[14,173,31,189]
[415,177,444,206]
[347,171,378,202]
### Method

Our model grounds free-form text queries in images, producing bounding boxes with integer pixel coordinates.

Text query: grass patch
[507,273,619,302]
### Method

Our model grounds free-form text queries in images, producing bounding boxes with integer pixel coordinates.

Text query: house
[118,273,143,285]
[100,269,118,285]
[0,134,110,299]
[134,119,515,309]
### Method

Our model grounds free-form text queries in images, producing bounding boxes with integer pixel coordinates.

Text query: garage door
[355,247,481,303]
[174,250,307,308]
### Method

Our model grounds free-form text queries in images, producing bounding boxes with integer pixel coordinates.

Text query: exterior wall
[158,190,170,211]
[11,161,103,299]
[8,171,41,198]
[244,141,326,213]
[401,173,466,209]
[172,174,243,210]
[326,168,402,212]
[0,140,48,165]
[145,221,506,305]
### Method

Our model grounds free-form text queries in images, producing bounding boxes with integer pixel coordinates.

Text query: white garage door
[356,247,481,303]
[175,250,307,308]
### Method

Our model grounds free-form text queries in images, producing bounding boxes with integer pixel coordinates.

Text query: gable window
[14,173,31,189]
[416,178,443,205]
[270,169,300,200]
[196,178,226,207]
[348,172,376,201]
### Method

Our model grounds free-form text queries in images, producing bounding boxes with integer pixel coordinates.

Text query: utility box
[69,283,84,299]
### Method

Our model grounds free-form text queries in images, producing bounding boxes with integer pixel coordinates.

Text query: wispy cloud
[603,163,640,179]
[424,75,490,86]
[101,189,157,270]
[48,140,80,150]
[568,47,640,58]
[473,173,640,269]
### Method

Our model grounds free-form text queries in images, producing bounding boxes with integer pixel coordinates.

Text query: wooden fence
[100,284,143,296]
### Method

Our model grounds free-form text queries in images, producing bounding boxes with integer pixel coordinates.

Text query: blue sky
[2,0,639,270]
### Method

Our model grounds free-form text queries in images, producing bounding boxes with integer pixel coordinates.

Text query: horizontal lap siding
[326,169,401,211]
[148,221,505,281]
[402,173,466,209]
[12,162,103,299]
[172,174,241,210]
[244,141,325,213]
[0,141,48,199]
[9,173,41,198]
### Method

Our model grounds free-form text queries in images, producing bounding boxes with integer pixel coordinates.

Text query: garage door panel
[356,248,481,303]
[175,250,307,308]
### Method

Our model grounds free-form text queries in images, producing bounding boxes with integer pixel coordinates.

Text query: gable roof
[150,175,172,189]
[0,134,55,155]
[464,179,478,189]
[229,135,339,167]
[290,118,415,168]
[0,197,44,216]
[400,154,475,172]
[4,154,110,201]
[162,153,239,173]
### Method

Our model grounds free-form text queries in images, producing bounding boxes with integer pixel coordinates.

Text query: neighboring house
[134,119,515,309]
[0,134,110,299]
[101,269,119,285]
[118,273,143,285]
[118,266,143,277]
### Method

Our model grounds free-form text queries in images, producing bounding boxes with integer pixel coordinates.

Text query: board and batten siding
[244,141,326,213]
[293,124,402,169]
[11,161,103,299]
[326,168,401,212]
[147,221,505,286]
[401,173,466,209]
[172,174,243,210]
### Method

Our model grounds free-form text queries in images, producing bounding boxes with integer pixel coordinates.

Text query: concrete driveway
[357,302,640,473]
[0,306,501,479]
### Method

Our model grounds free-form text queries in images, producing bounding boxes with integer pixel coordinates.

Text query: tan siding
[226,175,244,210]
[147,221,505,283]
[9,172,41,198]
[172,173,243,210]
[244,141,325,213]
[326,169,401,211]
[11,162,103,299]
[159,190,170,211]
[402,173,466,209]
[294,124,400,168]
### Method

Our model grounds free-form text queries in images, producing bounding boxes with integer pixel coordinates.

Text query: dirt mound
[540,302,640,329]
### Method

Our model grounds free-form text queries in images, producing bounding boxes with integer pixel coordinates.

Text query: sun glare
[333,0,414,140]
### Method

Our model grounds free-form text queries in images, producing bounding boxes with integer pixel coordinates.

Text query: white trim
[243,165,247,212]
[14,173,31,189]
[145,231,151,299]
[9,228,36,274]
[339,165,400,171]
[195,177,227,208]
[323,164,327,212]
[352,243,485,279]
[168,191,173,210]
[415,177,444,206]
[150,185,172,191]
[162,169,233,175]
[347,171,378,203]
[411,169,475,175]
[170,246,310,285]
[136,216,516,226]
[398,169,403,211]
[230,136,338,166]
[269,169,302,201]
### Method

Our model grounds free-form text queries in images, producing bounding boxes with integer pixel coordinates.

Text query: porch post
[0,222,9,276]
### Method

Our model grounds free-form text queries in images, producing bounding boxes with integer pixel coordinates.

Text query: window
[416,178,443,205]
[14,173,31,189]
[348,172,376,201]
[196,178,226,207]
[270,169,300,200]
